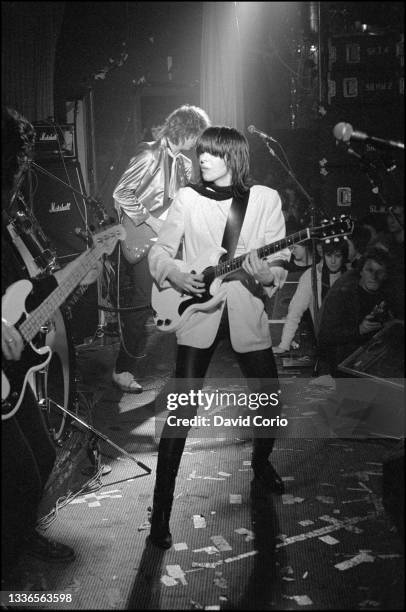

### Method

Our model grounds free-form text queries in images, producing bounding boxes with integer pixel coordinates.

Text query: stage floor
[2,321,404,610]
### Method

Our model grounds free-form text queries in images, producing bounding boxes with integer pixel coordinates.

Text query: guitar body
[151,247,229,332]
[150,215,354,333]
[2,280,52,420]
[120,209,168,265]
[1,224,126,420]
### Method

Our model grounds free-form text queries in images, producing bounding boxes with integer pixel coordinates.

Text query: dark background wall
[3,1,404,221]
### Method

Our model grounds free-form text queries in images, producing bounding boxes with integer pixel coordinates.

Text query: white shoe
[112,370,143,394]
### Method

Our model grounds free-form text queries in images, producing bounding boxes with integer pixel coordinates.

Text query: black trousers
[1,389,56,571]
[161,307,280,435]
[115,256,152,374]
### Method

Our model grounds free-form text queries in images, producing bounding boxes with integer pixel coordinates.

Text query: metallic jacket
[113,138,193,221]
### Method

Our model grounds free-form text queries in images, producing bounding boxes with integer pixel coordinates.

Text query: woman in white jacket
[147,126,290,548]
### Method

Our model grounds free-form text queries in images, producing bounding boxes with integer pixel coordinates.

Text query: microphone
[247,125,277,142]
[333,122,404,150]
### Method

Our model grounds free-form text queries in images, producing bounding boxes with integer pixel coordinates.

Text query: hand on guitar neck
[2,319,24,362]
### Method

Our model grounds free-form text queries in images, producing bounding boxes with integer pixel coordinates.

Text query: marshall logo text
[49,202,72,213]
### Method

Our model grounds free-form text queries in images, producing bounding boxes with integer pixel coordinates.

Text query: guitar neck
[19,247,101,343]
[214,228,310,278]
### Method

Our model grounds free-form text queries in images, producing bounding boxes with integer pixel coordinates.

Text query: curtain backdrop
[1,2,65,122]
[200,2,245,131]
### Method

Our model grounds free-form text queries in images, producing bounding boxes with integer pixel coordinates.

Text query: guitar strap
[220,190,250,259]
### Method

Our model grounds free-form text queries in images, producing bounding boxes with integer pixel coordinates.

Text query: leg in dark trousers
[236,346,285,494]
[149,343,217,548]
[1,390,56,573]
[114,257,152,391]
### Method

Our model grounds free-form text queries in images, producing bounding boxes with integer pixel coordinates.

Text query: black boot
[148,436,187,549]
[251,437,285,495]
[148,493,174,549]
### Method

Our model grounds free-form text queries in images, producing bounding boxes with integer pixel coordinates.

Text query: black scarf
[188,181,248,202]
[188,181,263,298]
[321,262,346,302]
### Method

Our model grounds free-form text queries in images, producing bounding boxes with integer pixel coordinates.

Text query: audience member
[273,238,348,353]
[318,246,394,377]
[346,223,373,269]
[287,241,314,275]
[373,205,405,319]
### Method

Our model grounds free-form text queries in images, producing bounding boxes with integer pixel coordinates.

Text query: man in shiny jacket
[112,105,210,392]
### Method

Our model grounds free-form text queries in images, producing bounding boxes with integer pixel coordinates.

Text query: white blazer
[148,185,290,351]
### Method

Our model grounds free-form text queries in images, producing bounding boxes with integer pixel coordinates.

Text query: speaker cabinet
[31,161,90,263]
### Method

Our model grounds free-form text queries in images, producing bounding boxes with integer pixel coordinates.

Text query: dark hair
[158,104,211,145]
[322,237,349,261]
[2,106,35,192]
[359,245,393,271]
[348,223,373,255]
[196,126,252,196]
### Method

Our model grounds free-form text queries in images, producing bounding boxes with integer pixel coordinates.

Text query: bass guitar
[151,216,354,333]
[2,224,126,420]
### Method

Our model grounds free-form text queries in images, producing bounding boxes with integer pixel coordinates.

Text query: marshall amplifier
[30,160,90,262]
[33,122,76,161]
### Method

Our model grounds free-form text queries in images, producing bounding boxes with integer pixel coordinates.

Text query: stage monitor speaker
[338,319,404,381]
[31,160,89,263]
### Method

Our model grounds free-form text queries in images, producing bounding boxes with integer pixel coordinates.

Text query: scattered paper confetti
[358,600,381,608]
[282,494,305,504]
[319,535,339,545]
[224,550,258,563]
[193,546,219,555]
[316,496,335,504]
[284,594,314,606]
[211,535,232,552]
[234,527,255,541]
[229,494,242,504]
[137,521,150,532]
[192,561,223,569]
[193,515,207,528]
[298,520,314,527]
[161,575,178,587]
[335,552,375,571]
[166,564,187,585]
[173,542,188,551]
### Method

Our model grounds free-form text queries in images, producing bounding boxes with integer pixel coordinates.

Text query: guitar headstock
[92,224,127,255]
[310,215,354,242]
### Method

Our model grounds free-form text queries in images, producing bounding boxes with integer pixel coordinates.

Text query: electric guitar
[1,224,126,420]
[120,207,169,265]
[151,216,354,333]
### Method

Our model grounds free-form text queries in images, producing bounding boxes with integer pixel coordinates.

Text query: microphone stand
[262,139,322,348]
